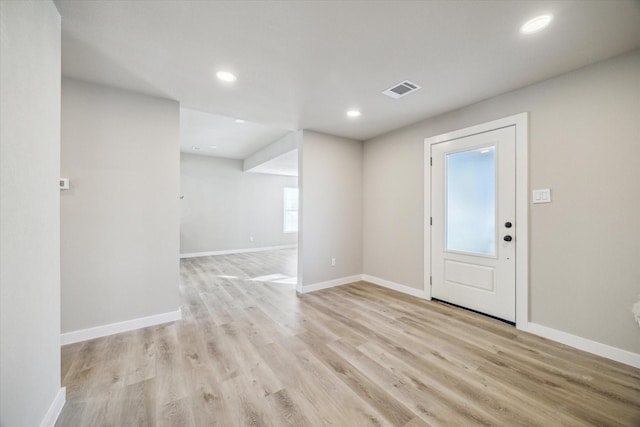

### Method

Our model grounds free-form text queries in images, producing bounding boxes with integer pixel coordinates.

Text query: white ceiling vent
[382,80,422,99]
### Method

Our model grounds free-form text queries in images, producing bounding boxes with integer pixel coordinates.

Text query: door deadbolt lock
[505,222,513,228]
[504,235,513,242]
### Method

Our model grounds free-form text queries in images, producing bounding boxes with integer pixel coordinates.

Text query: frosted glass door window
[445,147,496,256]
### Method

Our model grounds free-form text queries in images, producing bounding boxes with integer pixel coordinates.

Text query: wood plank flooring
[57,248,640,426]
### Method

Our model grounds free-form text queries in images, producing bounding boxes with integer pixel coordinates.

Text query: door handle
[504,235,513,242]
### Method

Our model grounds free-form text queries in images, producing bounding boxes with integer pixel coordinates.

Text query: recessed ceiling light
[209,145,217,149]
[234,119,246,123]
[192,146,201,151]
[216,70,237,82]
[346,110,361,118]
[520,14,553,34]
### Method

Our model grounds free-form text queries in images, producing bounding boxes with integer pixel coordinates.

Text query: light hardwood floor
[57,248,640,426]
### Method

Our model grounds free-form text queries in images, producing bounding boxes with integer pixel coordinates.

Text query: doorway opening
[179,107,300,290]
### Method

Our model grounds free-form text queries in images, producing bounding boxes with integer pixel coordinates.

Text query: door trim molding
[424,113,529,328]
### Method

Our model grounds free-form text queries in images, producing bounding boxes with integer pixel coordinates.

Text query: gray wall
[180,153,298,254]
[0,1,62,425]
[363,50,640,353]
[300,131,363,286]
[61,78,180,333]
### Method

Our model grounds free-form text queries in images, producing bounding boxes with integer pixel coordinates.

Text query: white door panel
[431,126,516,322]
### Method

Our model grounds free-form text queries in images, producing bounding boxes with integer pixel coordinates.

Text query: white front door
[431,126,516,322]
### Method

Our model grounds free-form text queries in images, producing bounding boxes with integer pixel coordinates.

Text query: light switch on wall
[532,188,551,204]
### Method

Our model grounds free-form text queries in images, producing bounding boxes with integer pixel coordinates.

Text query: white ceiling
[180,108,289,159]
[55,0,640,148]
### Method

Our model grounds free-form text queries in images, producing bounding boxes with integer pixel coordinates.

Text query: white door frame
[424,113,529,328]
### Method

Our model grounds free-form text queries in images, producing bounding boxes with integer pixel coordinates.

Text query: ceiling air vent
[382,80,422,99]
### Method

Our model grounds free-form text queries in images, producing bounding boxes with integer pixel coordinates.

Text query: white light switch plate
[532,188,551,204]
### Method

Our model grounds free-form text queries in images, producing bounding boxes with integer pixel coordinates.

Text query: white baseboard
[358,276,640,369]
[524,322,640,369]
[361,274,429,299]
[180,244,297,259]
[297,275,363,294]
[40,387,66,427]
[297,273,640,368]
[61,308,182,345]
[297,274,429,299]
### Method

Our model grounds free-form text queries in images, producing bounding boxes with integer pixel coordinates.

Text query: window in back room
[283,187,299,233]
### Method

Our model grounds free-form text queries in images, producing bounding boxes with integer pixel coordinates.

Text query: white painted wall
[363,50,640,354]
[61,78,180,334]
[0,1,63,425]
[180,153,298,254]
[300,131,363,287]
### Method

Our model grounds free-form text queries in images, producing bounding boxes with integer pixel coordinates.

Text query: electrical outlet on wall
[250,236,254,242]
[331,258,336,267]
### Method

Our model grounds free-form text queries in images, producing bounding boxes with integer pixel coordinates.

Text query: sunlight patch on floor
[248,273,297,285]
[271,276,297,285]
